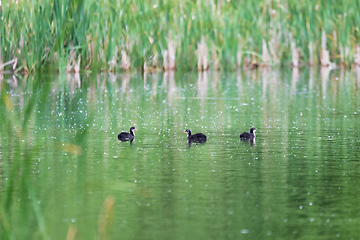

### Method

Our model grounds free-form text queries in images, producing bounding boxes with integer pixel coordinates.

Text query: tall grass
[1,0,360,73]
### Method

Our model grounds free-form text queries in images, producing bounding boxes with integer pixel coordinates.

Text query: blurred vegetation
[1,0,360,73]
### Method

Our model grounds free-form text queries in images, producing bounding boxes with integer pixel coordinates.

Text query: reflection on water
[197,71,209,98]
[1,69,360,239]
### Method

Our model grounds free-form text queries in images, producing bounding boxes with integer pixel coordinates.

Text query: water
[1,69,360,239]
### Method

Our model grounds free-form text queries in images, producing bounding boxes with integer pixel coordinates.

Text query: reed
[1,0,360,73]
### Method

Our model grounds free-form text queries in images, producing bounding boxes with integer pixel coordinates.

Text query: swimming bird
[240,127,256,141]
[118,127,137,142]
[184,129,207,143]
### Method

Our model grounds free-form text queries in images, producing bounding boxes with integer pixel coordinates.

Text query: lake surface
[1,68,360,239]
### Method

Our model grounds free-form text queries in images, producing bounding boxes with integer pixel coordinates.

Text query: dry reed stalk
[308,41,314,66]
[143,61,149,72]
[0,51,3,72]
[163,37,176,71]
[212,46,220,71]
[99,49,106,64]
[320,49,330,67]
[320,30,330,67]
[0,58,18,71]
[88,38,93,61]
[243,54,251,69]
[74,55,81,73]
[268,36,280,65]
[144,52,158,72]
[12,58,17,71]
[197,39,202,70]
[17,33,24,71]
[168,39,176,70]
[236,36,242,68]
[217,0,223,15]
[162,49,169,70]
[152,53,158,69]
[84,59,91,70]
[86,35,94,59]
[109,46,119,72]
[291,40,299,67]
[197,37,209,71]
[261,39,271,67]
[108,47,118,72]
[108,56,117,72]
[268,10,280,65]
[19,33,23,50]
[66,49,75,72]
[236,46,242,68]
[73,72,80,88]
[332,31,337,53]
[340,45,345,67]
[120,50,131,70]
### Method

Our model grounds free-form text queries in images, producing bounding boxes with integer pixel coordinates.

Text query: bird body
[118,127,137,142]
[184,129,207,143]
[240,128,256,141]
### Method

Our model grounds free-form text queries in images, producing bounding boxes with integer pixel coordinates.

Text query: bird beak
[183,132,186,134]
[134,129,137,131]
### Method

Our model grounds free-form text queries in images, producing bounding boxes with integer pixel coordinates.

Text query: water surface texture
[1,69,360,239]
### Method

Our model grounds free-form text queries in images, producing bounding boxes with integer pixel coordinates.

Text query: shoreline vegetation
[1,0,360,74]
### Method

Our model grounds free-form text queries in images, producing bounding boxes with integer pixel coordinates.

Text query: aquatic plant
[1,0,360,73]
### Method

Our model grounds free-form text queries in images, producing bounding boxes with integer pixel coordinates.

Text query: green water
[1,69,360,239]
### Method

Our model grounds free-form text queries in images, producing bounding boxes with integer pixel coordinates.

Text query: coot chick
[240,127,256,141]
[118,127,137,142]
[184,129,207,143]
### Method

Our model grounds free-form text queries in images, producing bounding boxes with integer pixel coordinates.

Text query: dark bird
[184,129,207,143]
[118,127,137,142]
[240,127,256,141]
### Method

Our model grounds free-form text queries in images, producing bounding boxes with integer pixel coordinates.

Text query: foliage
[0,1,360,71]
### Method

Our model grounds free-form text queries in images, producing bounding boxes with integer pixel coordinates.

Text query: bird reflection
[239,138,256,146]
[186,141,207,148]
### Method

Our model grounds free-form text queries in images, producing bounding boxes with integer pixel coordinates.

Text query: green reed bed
[1,0,360,73]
